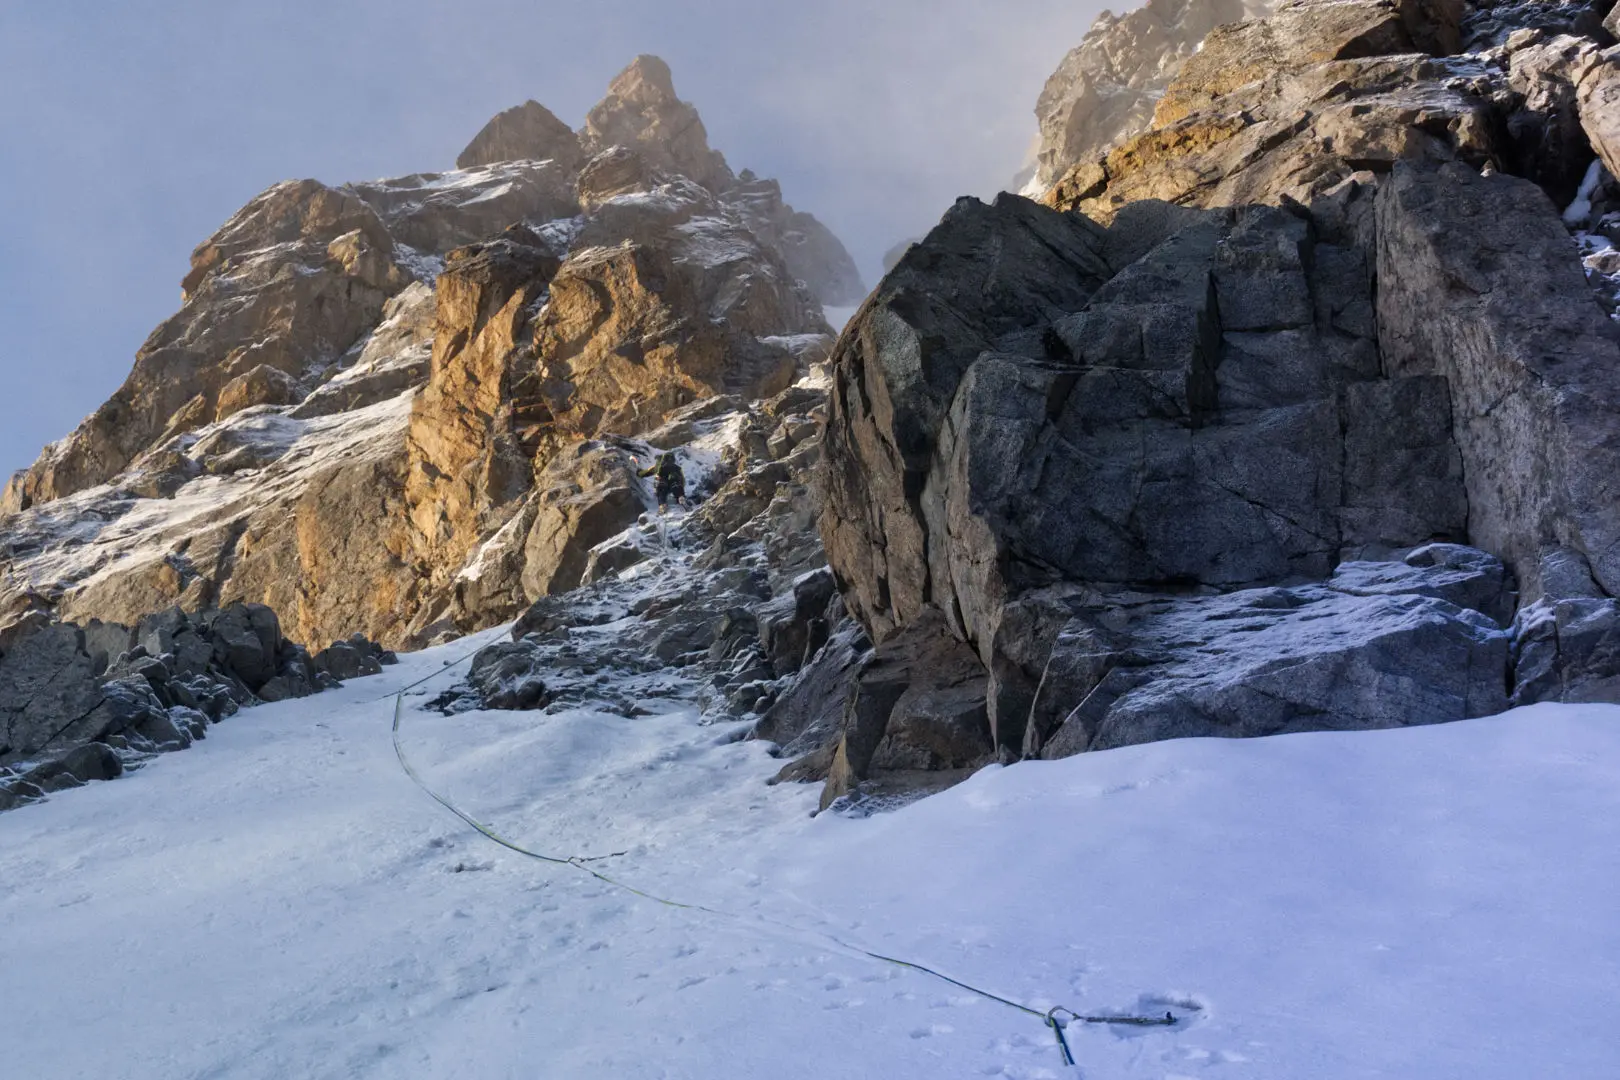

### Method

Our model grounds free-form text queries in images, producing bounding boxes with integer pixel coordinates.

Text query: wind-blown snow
[2,628,1618,1077]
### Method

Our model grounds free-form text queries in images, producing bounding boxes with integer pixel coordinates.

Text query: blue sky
[0,0,1104,476]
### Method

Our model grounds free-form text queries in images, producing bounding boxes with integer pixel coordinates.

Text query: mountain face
[9,1,1620,815]
[0,57,857,658]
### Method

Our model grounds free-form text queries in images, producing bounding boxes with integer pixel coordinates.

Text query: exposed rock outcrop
[1045,0,1499,224]
[1577,46,1620,179]
[1031,550,1511,758]
[447,385,856,754]
[17,0,1620,825]
[456,100,582,171]
[1378,160,1620,599]
[0,57,851,654]
[3,180,409,513]
[0,602,392,813]
[403,233,564,596]
[347,162,579,257]
[811,0,1620,794]
[581,55,733,193]
[1027,0,1275,194]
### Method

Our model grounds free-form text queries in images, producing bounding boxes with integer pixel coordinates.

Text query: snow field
[2,629,1619,1079]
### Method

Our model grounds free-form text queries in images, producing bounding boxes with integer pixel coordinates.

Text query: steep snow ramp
[1,642,1618,1078]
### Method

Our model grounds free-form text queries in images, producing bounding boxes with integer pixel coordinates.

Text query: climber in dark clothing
[637,452,687,512]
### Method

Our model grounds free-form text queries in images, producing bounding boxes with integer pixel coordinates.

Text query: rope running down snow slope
[390,672,1177,1069]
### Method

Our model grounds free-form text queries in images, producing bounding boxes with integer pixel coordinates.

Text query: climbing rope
[367,639,492,704]
[389,679,1179,1067]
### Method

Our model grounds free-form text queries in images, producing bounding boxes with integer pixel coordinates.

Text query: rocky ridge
[0,57,858,656]
[0,601,393,811]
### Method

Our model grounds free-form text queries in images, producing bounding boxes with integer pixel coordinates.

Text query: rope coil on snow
[390,681,1180,1067]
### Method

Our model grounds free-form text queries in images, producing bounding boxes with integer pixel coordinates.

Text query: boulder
[871,672,993,772]
[520,447,646,598]
[580,533,649,586]
[204,603,277,690]
[757,621,871,766]
[818,614,994,810]
[214,365,304,422]
[1510,540,1620,703]
[81,619,133,675]
[511,594,584,640]
[313,641,372,681]
[1462,3,1613,48]
[757,568,838,677]
[1512,589,1620,704]
[134,706,193,752]
[467,640,550,711]
[0,624,101,766]
[26,742,124,790]
[1034,574,1509,759]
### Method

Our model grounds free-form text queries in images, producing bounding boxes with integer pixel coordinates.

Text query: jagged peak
[603,54,680,107]
[456,99,581,171]
[582,53,732,194]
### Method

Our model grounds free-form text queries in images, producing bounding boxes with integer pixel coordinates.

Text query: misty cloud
[0,0,1107,475]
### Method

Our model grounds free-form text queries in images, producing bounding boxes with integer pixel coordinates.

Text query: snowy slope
[2,635,1619,1079]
